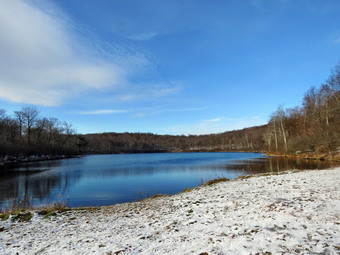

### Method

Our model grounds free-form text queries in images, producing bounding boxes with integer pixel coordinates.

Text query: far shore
[0,154,80,167]
[265,151,340,162]
[1,167,339,254]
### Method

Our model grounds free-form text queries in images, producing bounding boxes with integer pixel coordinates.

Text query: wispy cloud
[79,109,131,115]
[164,107,207,112]
[133,106,206,118]
[127,32,159,41]
[0,0,145,106]
[133,113,147,118]
[204,118,222,122]
[333,36,340,44]
[114,82,182,102]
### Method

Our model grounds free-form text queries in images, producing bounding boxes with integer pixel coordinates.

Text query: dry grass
[11,212,33,222]
[0,213,10,221]
[140,194,171,202]
[204,177,230,186]
[0,200,68,222]
[37,202,68,216]
[0,196,32,218]
[151,194,170,199]
[182,187,196,193]
[236,175,253,180]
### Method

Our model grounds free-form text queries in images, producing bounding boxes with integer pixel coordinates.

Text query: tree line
[265,63,340,154]
[0,106,79,155]
[81,125,266,154]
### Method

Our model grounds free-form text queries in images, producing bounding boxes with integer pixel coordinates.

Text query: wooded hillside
[266,63,340,154]
[81,125,267,154]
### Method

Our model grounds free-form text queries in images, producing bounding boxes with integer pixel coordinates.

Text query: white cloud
[204,118,222,122]
[163,107,207,112]
[178,107,206,112]
[0,0,126,106]
[79,109,131,115]
[133,113,146,118]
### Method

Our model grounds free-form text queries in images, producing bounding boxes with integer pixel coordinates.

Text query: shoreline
[1,167,339,254]
[265,151,340,162]
[0,154,80,167]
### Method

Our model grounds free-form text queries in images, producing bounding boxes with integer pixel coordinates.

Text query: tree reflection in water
[0,159,82,209]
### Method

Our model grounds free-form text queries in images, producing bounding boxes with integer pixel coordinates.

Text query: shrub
[37,201,68,215]
[12,212,33,222]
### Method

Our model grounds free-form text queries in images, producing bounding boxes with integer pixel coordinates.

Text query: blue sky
[0,0,339,135]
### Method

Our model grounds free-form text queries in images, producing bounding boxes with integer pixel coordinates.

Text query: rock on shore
[1,167,339,255]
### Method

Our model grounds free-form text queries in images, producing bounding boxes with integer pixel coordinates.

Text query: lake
[0,152,337,209]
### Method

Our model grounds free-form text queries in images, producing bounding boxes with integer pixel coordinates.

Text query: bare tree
[276,106,288,153]
[21,106,39,144]
[0,109,7,143]
[14,111,24,140]
[61,121,76,149]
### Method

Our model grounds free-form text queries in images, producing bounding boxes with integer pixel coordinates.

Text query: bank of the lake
[0,154,78,166]
[266,151,340,162]
[1,167,339,255]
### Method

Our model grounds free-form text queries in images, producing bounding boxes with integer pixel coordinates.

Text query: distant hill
[80,125,268,154]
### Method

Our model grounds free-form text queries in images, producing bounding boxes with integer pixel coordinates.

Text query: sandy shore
[1,167,339,255]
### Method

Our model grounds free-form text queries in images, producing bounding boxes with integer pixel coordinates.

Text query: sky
[0,0,339,135]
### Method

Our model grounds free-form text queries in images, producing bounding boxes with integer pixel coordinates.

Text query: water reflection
[0,159,82,208]
[224,157,336,173]
[0,153,338,208]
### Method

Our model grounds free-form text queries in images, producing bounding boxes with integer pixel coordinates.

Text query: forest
[0,106,80,156]
[81,125,266,154]
[0,63,339,158]
[265,63,340,154]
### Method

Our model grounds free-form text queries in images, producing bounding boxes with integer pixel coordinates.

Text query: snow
[1,167,340,255]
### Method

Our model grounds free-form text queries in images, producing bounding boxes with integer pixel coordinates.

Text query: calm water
[0,152,337,208]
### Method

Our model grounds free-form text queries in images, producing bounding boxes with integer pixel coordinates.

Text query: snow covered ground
[1,167,340,255]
